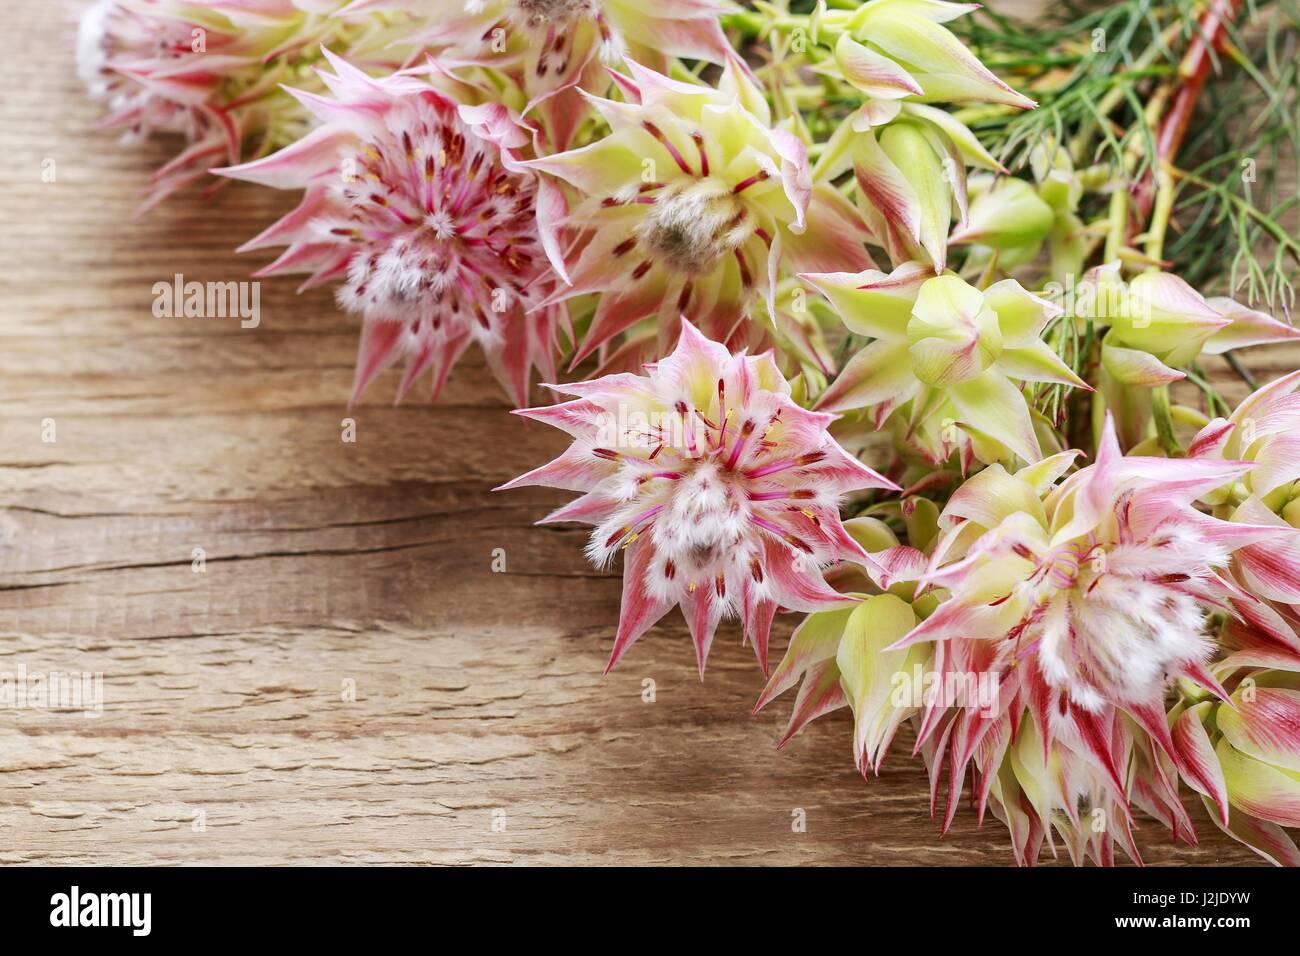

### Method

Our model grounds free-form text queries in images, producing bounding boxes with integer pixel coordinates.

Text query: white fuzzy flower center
[328,98,540,340]
[515,0,595,27]
[588,393,836,605]
[636,178,750,276]
[1014,525,1218,711]
[653,461,755,577]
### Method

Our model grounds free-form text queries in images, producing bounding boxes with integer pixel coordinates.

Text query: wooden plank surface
[0,1,1282,865]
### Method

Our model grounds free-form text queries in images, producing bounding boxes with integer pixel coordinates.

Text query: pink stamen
[676,401,700,458]
[726,419,756,470]
[733,170,769,194]
[748,489,814,501]
[750,514,791,539]
[744,450,824,480]
[734,248,753,288]
[692,132,709,176]
[716,378,727,448]
[642,121,693,176]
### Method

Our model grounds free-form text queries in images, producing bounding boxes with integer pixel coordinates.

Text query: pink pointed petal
[236,187,334,253]
[1072,707,1128,801]
[776,659,848,747]
[1177,658,1234,704]
[1216,738,1300,827]
[885,593,996,650]
[604,539,676,675]
[1101,340,1185,385]
[1171,704,1231,826]
[833,33,925,99]
[853,130,922,245]
[512,398,608,439]
[754,605,854,713]
[393,339,438,404]
[869,546,929,588]
[1232,498,1300,603]
[682,581,723,679]
[350,318,405,403]
[812,339,914,414]
[495,447,614,493]
[1218,688,1300,774]
[1125,700,1177,763]
[535,176,571,286]
[1187,417,1235,458]
[538,491,617,526]
[744,597,777,676]
[1250,432,1300,499]
[1204,297,1300,354]
[571,276,670,368]
[779,185,876,274]
[762,538,854,613]
[1202,796,1300,866]
[213,124,350,189]
[1225,594,1300,657]
[631,10,736,67]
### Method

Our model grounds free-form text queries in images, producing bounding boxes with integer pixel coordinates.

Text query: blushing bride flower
[79,0,418,208]
[343,0,735,129]
[864,418,1300,861]
[898,418,1285,715]
[217,51,566,405]
[501,320,897,676]
[812,0,1035,271]
[78,0,254,206]
[757,421,1300,863]
[803,265,1088,465]
[524,59,875,366]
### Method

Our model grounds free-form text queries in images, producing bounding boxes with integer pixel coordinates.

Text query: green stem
[1069,23,1183,165]
[1103,187,1128,263]
[1184,366,1232,417]
[1223,350,1259,390]
[1143,164,1175,266]
[1151,385,1181,456]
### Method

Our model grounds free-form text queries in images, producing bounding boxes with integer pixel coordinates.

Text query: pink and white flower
[79,0,420,209]
[523,59,876,367]
[501,320,897,676]
[216,51,567,405]
[899,419,1279,712]
[341,0,736,148]
[867,418,1300,860]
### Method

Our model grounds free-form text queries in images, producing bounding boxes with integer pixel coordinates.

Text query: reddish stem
[1133,0,1242,221]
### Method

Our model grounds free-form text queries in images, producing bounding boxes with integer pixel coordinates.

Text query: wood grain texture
[0,1,1286,866]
